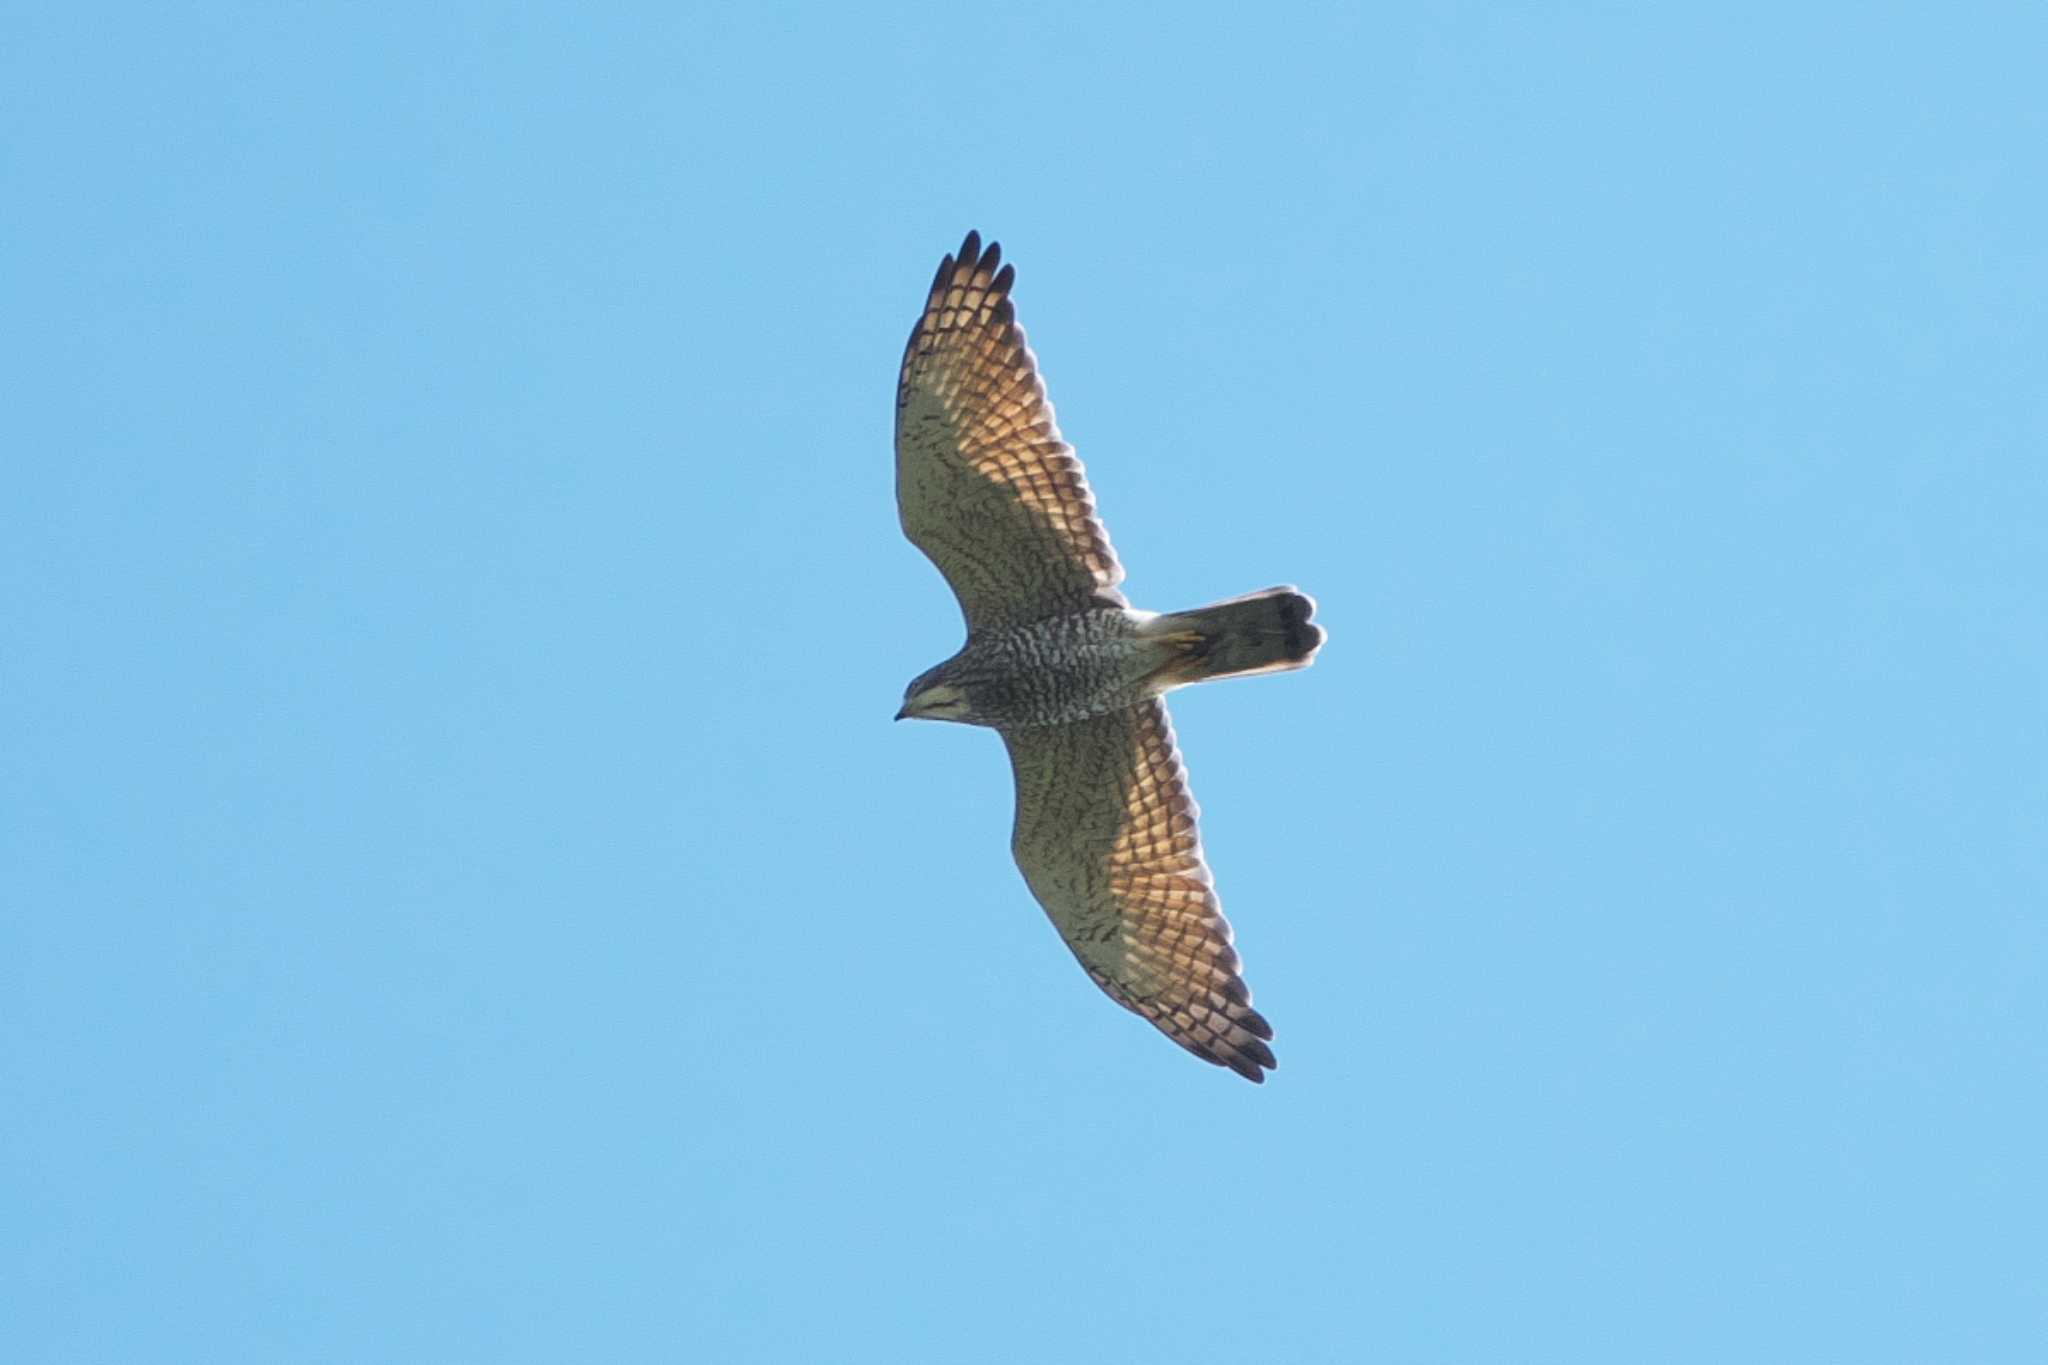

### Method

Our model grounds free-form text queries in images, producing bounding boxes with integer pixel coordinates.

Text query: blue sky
[5,3,2044,1361]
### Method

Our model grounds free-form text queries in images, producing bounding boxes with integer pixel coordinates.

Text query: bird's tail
[1142,586,1325,688]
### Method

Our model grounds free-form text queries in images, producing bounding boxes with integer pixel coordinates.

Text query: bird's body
[905,608,1167,729]
[894,231,1324,1083]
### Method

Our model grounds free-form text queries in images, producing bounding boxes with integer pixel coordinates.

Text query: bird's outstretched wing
[896,231,1126,632]
[1003,699,1276,1082]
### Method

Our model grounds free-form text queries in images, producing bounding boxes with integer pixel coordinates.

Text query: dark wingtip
[929,231,1005,303]
[952,230,1009,278]
[1200,1005,1278,1083]
[1223,1048,1273,1083]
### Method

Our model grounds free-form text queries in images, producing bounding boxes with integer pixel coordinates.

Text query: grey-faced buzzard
[894,231,1325,1083]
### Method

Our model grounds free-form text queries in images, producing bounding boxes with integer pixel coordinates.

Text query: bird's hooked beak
[893,703,910,721]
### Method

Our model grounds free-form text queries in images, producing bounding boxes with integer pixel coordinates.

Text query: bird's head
[896,659,1006,725]
[896,678,971,723]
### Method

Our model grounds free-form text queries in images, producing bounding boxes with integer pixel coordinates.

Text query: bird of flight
[894,231,1325,1082]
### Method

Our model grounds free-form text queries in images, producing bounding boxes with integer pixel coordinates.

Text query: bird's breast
[966,611,1165,728]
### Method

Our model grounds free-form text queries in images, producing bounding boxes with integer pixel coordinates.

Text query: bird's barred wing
[1002,699,1276,1082]
[896,231,1126,632]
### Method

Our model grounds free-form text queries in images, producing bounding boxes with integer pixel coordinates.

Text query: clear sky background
[5,3,2044,1361]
